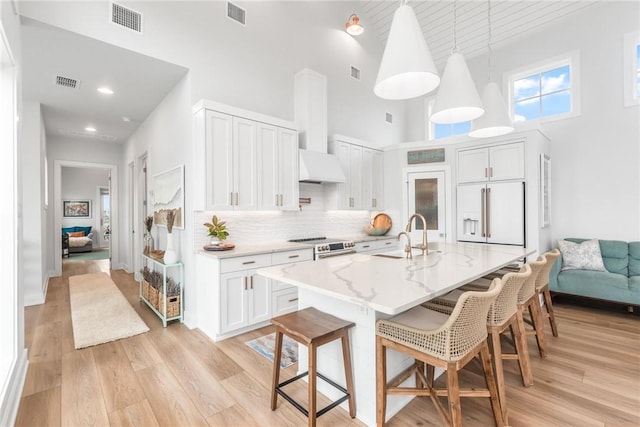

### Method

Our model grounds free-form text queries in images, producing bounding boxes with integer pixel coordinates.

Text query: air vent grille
[227,2,246,25]
[385,112,393,124]
[55,75,80,89]
[350,66,361,80]
[111,2,142,33]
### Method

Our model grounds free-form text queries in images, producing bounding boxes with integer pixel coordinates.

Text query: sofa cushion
[62,226,76,235]
[76,226,92,236]
[558,239,607,272]
[598,240,629,275]
[629,276,640,292]
[629,242,640,277]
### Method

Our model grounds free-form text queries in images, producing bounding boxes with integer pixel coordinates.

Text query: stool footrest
[276,371,350,418]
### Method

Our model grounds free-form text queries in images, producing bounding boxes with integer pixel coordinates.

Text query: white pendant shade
[374,5,440,100]
[430,52,484,124]
[469,82,514,138]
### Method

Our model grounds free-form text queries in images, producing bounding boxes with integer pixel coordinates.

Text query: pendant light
[469,0,514,138]
[430,0,484,124]
[374,1,440,100]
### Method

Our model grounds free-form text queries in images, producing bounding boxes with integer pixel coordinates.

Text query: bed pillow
[557,239,607,272]
[68,231,85,237]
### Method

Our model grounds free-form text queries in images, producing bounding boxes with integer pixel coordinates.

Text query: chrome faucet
[397,231,412,259]
[405,213,428,255]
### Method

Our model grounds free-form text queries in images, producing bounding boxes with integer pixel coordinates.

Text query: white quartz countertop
[257,242,532,315]
[196,241,312,259]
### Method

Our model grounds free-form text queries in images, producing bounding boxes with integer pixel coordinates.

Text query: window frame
[505,50,581,125]
[623,31,640,107]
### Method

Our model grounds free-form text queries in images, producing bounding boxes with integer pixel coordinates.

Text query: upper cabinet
[457,142,525,184]
[327,136,384,210]
[193,100,299,211]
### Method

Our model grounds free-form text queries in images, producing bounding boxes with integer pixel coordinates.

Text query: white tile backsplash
[194,183,383,248]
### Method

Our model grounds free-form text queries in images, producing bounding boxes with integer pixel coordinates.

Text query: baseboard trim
[182,310,197,329]
[0,348,28,427]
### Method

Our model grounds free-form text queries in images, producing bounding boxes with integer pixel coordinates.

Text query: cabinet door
[371,150,384,209]
[256,123,279,210]
[220,272,249,333]
[334,141,352,209]
[361,148,374,210]
[489,143,525,181]
[233,117,257,210]
[278,127,299,211]
[205,110,234,210]
[486,182,525,245]
[248,272,271,324]
[349,144,363,209]
[457,148,489,184]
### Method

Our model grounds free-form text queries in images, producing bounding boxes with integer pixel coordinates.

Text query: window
[623,31,640,107]
[506,51,580,123]
[425,99,471,140]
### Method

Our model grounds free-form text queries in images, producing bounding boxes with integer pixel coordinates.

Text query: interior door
[407,171,447,244]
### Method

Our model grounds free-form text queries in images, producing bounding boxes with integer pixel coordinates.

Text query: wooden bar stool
[376,284,505,427]
[535,249,562,337]
[270,307,356,427]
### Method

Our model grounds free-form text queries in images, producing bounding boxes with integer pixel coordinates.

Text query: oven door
[316,249,357,259]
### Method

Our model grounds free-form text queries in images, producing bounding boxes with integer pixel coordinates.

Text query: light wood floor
[15,259,640,426]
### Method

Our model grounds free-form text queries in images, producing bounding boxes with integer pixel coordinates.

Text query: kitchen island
[257,241,532,426]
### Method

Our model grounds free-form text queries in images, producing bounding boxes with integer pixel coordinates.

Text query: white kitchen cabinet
[193,100,298,211]
[355,238,397,253]
[457,142,525,184]
[257,123,299,211]
[195,247,312,341]
[328,136,384,210]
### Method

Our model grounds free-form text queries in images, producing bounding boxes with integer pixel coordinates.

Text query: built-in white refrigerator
[457,181,525,246]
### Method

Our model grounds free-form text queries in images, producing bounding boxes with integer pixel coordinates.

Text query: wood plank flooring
[15,259,640,426]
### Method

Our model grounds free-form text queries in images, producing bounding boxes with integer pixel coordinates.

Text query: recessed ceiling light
[97,87,114,95]
[85,126,97,132]
[122,116,131,122]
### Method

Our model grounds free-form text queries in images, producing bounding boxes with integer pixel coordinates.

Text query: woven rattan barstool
[424,265,533,425]
[376,284,505,427]
[535,249,562,337]
[270,307,355,427]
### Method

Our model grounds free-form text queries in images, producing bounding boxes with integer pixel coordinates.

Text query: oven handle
[317,249,357,259]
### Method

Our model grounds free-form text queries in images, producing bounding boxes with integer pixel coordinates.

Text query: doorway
[404,167,453,244]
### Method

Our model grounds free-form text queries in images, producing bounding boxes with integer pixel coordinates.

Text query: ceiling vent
[227,2,246,25]
[111,2,142,33]
[54,75,80,89]
[350,66,361,80]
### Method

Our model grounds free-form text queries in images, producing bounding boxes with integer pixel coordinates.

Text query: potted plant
[204,215,229,245]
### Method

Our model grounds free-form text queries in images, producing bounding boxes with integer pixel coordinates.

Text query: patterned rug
[245,332,298,369]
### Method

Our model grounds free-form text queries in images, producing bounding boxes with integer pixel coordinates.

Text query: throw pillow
[557,239,607,272]
[68,231,85,237]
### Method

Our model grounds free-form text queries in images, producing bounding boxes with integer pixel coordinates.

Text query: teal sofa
[549,238,640,308]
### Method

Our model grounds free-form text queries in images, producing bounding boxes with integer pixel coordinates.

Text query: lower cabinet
[355,237,398,253]
[196,247,312,341]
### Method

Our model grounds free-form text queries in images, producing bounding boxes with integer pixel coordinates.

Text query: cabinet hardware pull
[242,260,256,265]
[244,277,247,291]
[288,255,299,259]
[490,167,493,178]
[486,187,491,238]
[229,192,233,206]
[481,188,486,238]
[384,241,392,245]
[250,276,254,289]
[362,245,370,248]
[280,194,283,206]
[288,298,299,303]
[235,192,239,205]
[275,194,278,206]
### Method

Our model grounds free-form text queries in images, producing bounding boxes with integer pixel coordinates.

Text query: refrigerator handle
[486,187,491,238]
[481,188,486,237]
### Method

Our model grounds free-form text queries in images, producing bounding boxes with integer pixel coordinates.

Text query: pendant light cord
[452,0,458,52]
[487,0,493,82]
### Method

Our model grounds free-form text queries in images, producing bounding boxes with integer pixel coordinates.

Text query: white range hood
[295,68,345,184]
[299,149,346,184]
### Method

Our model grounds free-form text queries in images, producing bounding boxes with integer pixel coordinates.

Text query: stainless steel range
[288,237,356,259]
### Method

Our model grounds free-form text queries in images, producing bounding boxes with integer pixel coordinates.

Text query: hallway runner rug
[69,272,149,349]
[245,332,298,369]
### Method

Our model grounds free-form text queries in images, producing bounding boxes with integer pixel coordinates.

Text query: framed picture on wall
[63,200,91,218]
[152,164,184,229]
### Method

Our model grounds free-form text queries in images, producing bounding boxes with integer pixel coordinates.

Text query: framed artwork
[540,154,551,228]
[153,164,184,229]
[63,200,91,218]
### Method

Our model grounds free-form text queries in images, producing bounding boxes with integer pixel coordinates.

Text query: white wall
[123,74,193,322]
[61,166,109,246]
[18,1,405,147]
[406,2,640,243]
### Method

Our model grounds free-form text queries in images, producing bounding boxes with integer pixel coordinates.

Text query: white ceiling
[360,0,598,69]
[22,18,188,144]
